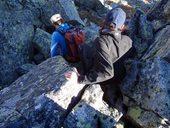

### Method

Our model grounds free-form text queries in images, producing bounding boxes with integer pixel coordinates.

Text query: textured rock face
[126,105,168,128]
[122,58,170,127]
[0,57,121,128]
[0,0,83,87]
[64,84,122,128]
[127,8,153,40]
[147,0,170,21]
[33,53,45,65]
[75,0,108,16]
[0,10,35,86]
[1,0,170,127]
[41,0,84,26]
[83,22,100,45]
[103,0,157,18]
[142,25,170,60]
[33,28,51,59]
[0,0,83,26]
[75,0,108,26]
[147,0,170,34]
[16,63,37,76]
[0,57,70,128]
[120,2,170,127]
[126,9,153,56]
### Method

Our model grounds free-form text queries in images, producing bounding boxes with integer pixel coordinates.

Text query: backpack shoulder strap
[56,25,76,35]
[56,29,65,35]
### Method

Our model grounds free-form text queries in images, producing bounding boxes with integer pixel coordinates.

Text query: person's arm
[51,32,60,57]
[78,37,118,84]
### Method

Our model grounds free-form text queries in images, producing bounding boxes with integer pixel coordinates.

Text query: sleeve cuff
[78,75,85,84]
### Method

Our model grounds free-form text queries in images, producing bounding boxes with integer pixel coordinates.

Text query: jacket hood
[100,28,122,40]
[57,23,70,33]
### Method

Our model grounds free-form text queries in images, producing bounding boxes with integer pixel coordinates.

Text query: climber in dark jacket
[65,8,133,84]
[65,8,134,111]
[50,14,70,57]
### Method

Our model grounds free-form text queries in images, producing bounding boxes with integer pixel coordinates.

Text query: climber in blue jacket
[50,14,70,57]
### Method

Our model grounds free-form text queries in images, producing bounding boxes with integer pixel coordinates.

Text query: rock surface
[83,22,100,45]
[0,57,122,128]
[33,28,51,59]
[147,0,170,34]
[0,57,71,128]
[0,0,83,26]
[0,0,84,87]
[75,0,109,26]
[16,63,37,76]
[122,58,170,127]
[0,0,170,128]
[142,25,170,60]
[103,0,157,18]
[126,8,153,56]
[33,53,46,65]
[41,0,84,26]
[126,105,168,128]
[0,10,35,87]
[75,0,108,16]
[64,84,122,128]
[147,0,170,21]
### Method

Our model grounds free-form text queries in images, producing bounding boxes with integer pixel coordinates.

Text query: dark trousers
[100,47,136,113]
[78,45,136,113]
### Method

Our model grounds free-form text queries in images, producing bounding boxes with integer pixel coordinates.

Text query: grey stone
[1,1,170,128]
[142,25,170,60]
[126,8,153,56]
[147,0,170,22]
[78,10,103,26]
[103,0,155,16]
[0,0,83,26]
[16,63,37,76]
[41,0,84,26]
[127,8,153,41]
[0,9,41,27]
[0,0,84,87]
[33,53,45,64]
[75,0,108,26]
[122,58,170,127]
[0,56,81,128]
[138,13,153,40]
[83,22,100,45]
[2,0,23,10]
[74,0,108,16]
[0,10,35,87]
[33,28,51,59]
[0,107,29,128]
[126,105,169,128]
[64,84,123,128]
[133,37,149,56]
[64,102,99,128]
[0,57,122,128]
[151,19,169,33]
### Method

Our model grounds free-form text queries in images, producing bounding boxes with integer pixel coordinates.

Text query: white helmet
[50,14,62,24]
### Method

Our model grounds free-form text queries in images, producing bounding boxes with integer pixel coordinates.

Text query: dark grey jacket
[78,30,132,84]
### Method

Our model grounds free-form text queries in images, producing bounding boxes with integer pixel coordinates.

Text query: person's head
[50,14,64,28]
[103,8,126,32]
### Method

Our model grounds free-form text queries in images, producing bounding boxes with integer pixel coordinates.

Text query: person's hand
[65,68,79,84]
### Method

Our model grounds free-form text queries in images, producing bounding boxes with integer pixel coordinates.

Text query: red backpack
[63,27,85,63]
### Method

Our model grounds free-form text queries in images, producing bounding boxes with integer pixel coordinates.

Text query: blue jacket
[51,23,70,57]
